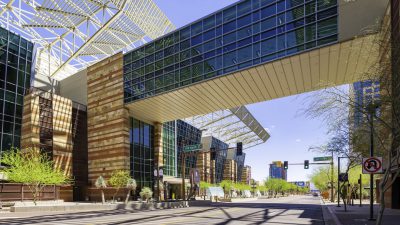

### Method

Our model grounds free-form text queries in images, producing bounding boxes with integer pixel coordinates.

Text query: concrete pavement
[0,195,324,225]
[323,202,400,225]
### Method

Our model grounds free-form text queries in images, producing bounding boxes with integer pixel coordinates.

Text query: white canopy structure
[0,0,175,80]
[184,106,270,150]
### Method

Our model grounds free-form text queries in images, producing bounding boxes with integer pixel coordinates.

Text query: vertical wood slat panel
[87,53,130,185]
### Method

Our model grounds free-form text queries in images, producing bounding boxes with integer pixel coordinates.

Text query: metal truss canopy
[0,0,175,80]
[184,106,270,150]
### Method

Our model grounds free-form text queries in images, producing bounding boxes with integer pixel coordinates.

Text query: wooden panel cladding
[223,159,237,182]
[21,91,74,177]
[52,95,73,177]
[21,94,41,150]
[87,53,130,185]
[241,166,251,185]
[196,152,211,183]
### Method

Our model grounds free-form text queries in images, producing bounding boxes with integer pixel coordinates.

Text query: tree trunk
[101,189,105,204]
[376,180,386,225]
[125,190,131,204]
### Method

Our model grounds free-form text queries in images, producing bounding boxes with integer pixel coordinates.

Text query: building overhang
[126,34,380,123]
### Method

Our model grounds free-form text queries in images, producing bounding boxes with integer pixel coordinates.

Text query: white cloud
[295,139,302,142]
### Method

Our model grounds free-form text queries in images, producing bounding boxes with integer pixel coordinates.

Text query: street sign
[190,168,200,185]
[183,144,202,152]
[362,157,383,174]
[313,156,333,162]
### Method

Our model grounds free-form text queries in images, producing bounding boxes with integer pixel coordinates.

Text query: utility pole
[360,174,362,207]
[369,107,375,221]
[331,150,334,203]
[337,157,341,207]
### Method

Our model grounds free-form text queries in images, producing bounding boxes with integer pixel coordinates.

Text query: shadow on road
[0,201,324,225]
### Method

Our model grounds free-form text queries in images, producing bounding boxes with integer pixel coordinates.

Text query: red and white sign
[362,157,383,174]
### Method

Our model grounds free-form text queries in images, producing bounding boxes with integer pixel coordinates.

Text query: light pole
[367,103,379,221]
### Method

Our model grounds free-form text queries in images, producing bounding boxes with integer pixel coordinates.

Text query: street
[0,195,323,225]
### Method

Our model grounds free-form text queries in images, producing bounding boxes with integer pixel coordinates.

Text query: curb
[320,198,342,225]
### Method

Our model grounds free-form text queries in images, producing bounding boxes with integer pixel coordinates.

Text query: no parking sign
[362,157,383,174]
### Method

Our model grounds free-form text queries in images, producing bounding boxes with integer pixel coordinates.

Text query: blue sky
[154,0,333,182]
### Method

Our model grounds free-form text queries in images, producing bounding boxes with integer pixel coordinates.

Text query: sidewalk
[322,200,400,225]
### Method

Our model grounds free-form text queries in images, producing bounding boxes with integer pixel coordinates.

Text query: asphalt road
[0,195,324,225]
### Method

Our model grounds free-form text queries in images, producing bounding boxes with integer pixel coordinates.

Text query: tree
[219,180,233,198]
[95,176,107,204]
[139,187,153,202]
[199,181,211,200]
[309,166,338,198]
[125,178,137,204]
[0,148,70,205]
[109,170,130,202]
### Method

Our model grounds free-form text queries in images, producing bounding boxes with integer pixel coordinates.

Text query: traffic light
[210,147,216,160]
[284,161,288,170]
[304,160,309,169]
[237,142,243,156]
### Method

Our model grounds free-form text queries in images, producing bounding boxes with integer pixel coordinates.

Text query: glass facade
[162,121,176,176]
[211,137,229,183]
[123,0,338,103]
[176,120,202,179]
[0,27,34,152]
[129,118,154,190]
[235,153,246,182]
[352,80,380,128]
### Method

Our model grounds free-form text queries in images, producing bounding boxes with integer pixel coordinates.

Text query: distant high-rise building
[351,80,380,128]
[269,161,287,180]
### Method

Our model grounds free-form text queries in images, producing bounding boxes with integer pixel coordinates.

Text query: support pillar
[154,122,164,201]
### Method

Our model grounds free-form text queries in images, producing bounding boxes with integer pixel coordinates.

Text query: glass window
[4,101,14,115]
[180,67,191,81]
[237,26,252,39]
[180,39,190,50]
[223,20,236,34]
[238,37,252,47]
[203,29,215,41]
[277,34,286,50]
[305,24,316,41]
[164,35,174,47]
[155,39,164,51]
[286,6,304,22]
[261,37,277,56]
[237,14,252,28]
[191,34,203,46]
[223,6,236,22]
[237,45,252,63]
[3,121,14,134]
[277,0,286,12]
[145,43,155,55]
[223,51,237,67]
[286,0,304,9]
[277,13,285,26]
[204,58,216,73]
[317,0,336,10]
[261,29,276,39]
[317,7,337,20]
[261,17,276,31]
[203,16,215,30]
[261,5,276,18]
[286,28,304,48]
[191,21,203,36]
[193,63,203,76]
[180,27,191,40]
[7,66,17,84]
[305,1,316,15]
[223,32,236,44]
[237,0,252,16]
[317,17,337,38]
